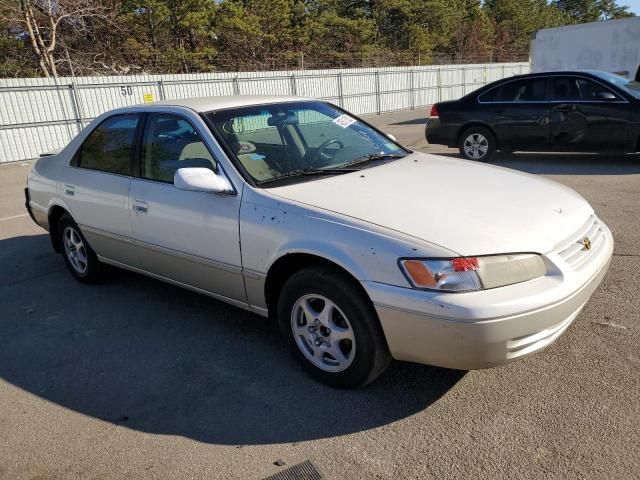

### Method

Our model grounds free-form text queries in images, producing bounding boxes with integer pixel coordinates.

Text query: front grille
[557,215,606,271]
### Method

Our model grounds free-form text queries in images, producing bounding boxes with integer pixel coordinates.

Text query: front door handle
[555,104,575,113]
[132,199,149,214]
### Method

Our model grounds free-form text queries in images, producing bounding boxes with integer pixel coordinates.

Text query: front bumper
[363,221,614,370]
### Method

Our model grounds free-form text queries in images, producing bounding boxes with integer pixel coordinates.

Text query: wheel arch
[264,253,374,320]
[48,204,71,253]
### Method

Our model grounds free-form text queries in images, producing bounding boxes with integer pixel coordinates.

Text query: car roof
[138,95,314,112]
[494,70,609,81]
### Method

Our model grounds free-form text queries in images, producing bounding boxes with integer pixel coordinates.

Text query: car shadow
[390,117,429,126]
[433,151,640,175]
[0,234,464,446]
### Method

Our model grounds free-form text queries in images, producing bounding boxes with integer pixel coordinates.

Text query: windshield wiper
[257,167,357,185]
[337,153,406,169]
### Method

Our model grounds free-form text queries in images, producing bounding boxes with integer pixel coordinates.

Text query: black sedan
[425,70,640,161]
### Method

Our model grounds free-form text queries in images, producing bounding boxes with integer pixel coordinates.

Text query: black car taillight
[430,104,439,117]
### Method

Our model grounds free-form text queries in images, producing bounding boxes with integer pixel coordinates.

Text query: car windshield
[205,101,407,185]
[591,71,640,99]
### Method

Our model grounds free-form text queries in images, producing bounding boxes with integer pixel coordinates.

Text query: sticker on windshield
[333,114,357,128]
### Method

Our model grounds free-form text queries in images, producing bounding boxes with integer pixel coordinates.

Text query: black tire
[458,126,496,161]
[57,213,103,283]
[277,266,391,388]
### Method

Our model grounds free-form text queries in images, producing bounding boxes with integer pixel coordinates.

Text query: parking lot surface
[1,109,639,480]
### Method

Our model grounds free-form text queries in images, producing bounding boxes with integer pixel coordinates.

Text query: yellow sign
[143,93,154,103]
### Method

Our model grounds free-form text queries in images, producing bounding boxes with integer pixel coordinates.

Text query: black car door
[548,75,630,152]
[479,77,549,150]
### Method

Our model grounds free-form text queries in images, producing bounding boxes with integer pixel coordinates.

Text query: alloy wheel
[463,133,489,159]
[290,294,356,372]
[63,225,88,275]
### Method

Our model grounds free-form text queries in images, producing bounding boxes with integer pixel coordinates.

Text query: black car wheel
[458,126,496,161]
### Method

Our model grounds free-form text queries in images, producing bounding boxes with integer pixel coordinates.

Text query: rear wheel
[458,126,496,161]
[58,213,102,283]
[277,266,391,388]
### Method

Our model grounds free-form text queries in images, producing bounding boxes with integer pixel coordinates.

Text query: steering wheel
[309,138,344,168]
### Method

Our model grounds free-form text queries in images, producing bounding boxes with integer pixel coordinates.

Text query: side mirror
[387,133,398,142]
[596,91,616,101]
[174,167,233,194]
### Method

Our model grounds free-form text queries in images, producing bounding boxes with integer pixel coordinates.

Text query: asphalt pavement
[0,109,638,479]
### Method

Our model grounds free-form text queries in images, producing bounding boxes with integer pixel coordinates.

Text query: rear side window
[78,115,140,175]
[479,78,546,103]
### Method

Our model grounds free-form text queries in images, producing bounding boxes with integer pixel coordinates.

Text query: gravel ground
[0,109,638,480]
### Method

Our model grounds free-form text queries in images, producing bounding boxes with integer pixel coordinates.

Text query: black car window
[498,79,546,102]
[552,77,619,101]
[551,78,581,101]
[141,113,217,183]
[478,86,499,102]
[78,115,140,175]
[576,78,619,101]
[479,78,546,102]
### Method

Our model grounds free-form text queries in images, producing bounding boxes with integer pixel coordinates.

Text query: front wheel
[277,266,391,388]
[458,126,496,161]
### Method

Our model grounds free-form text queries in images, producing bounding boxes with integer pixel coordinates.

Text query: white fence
[0,62,529,163]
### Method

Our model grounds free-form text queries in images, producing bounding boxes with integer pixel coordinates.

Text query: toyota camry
[25,96,613,387]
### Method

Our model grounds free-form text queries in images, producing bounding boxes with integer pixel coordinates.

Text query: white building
[531,17,640,80]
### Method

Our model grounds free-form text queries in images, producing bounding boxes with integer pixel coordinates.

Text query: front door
[128,112,246,305]
[548,76,630,152]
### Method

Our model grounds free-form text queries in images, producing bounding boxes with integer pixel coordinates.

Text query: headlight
[399,254,546,292]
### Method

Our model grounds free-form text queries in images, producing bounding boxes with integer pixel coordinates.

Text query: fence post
[68,82,85,131]
[409,69,415,110]
[502,64,506,79]
[158,79,166,100]
[462,67,466,95]
[290,74,297,96]
[232,76,240,95]
[337,72,344,107]
[437,67,442,103]
[375,71,381,115]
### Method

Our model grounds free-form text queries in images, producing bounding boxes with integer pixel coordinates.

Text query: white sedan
[25,96,613,387]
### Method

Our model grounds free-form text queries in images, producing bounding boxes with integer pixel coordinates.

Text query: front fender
[239,187,457,311]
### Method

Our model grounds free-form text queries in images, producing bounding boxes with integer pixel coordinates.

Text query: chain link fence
[0,62,529,164]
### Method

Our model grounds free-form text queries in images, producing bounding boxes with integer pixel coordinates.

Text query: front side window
[552,77,620,101]
[590,71,640,99]
[78,115,140,175]
[206,101,406,184]
[141,113,216,183]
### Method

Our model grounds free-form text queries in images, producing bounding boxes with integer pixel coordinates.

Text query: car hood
[268,153,594,256]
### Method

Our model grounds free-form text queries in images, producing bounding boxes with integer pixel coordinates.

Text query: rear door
[479,77,549,150]
[548,75,630,151]
[63,114,142,266]
[128,111,246,304]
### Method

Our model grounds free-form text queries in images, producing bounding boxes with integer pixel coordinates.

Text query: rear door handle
[132,199,149,214]
[64,184,75,196]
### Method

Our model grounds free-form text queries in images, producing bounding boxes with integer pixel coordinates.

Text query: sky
[625,0,640,14]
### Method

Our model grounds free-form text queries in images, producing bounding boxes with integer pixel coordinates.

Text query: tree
[0,0,119,77]
[552,0,633,21]
[485,0,569,60]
